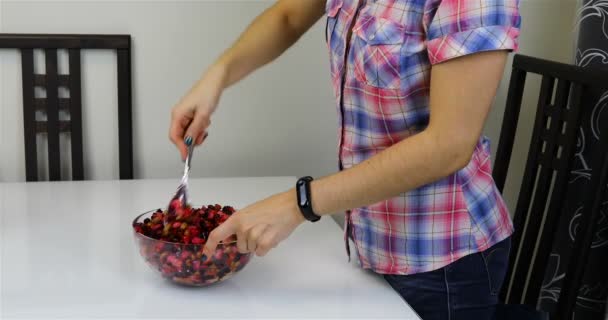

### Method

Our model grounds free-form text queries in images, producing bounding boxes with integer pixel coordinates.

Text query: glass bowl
[132,210,252,287]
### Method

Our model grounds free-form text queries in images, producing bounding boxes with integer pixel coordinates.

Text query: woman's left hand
[203,190,305,257]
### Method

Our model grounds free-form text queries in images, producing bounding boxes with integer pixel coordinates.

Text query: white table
[0,177,419,319]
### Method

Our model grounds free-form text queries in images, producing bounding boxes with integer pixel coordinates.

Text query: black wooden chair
[0,33,133,181]
[493,54,608,319]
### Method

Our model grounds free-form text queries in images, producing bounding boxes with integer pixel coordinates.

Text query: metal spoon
[166,137,194,222]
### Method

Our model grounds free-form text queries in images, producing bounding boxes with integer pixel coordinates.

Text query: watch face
[298,184,307,207]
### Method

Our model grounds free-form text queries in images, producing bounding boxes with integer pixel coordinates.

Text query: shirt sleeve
[424,0,521,65]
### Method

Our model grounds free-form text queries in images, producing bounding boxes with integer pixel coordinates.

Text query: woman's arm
[219,0,326,88]
[203,50,509,257]
[169,0,326,159]
[310,50,508,215]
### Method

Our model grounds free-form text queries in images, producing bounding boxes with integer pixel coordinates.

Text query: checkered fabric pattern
[325,0,521,274]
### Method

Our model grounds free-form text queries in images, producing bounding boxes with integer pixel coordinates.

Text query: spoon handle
[184,143,194,177]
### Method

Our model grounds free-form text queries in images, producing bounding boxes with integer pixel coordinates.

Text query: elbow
[448,142,477,173]
[277,6,305,40]
[428,131,478,174]
[450,146,475,172]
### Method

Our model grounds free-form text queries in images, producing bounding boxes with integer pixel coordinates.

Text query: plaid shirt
[326,0,521,274]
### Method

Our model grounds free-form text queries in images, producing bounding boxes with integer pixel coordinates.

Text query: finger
[236,228,248,254]
[195,132,209,145]
[169,111,192,160]
[203,216,238,257]
[246,224,268,254]
[184,112,210,147]
[169,122,187,160]
[255,229,278,257]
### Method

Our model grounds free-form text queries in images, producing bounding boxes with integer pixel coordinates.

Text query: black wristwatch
[296,176,321,222]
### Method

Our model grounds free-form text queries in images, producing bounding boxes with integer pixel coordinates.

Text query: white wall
[0,0,338,182]
[0,0,578,214]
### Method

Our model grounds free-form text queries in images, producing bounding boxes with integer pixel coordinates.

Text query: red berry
[161,267,170,275]
[213,250,223,261]
[159,252,169,262]
[192,237,205,245]
[167,255,182,269]
[188,226,199,235]
[151,211,161,220]
[134,203,242,284]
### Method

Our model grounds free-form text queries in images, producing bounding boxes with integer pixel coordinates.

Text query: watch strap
[296,176,321,222]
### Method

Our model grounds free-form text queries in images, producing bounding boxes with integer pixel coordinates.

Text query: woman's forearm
[216,0,325,89]
[310,130,469,215]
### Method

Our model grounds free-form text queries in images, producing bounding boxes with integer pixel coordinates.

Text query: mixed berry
[133,203,251,286]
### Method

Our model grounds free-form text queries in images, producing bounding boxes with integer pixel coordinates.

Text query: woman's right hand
[169,64,227,160]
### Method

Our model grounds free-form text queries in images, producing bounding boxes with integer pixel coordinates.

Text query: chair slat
[117,48,133,179]
[504,75,555,303]
[20,49,38,182]
[44,49,61,181]
[69,49,84,180]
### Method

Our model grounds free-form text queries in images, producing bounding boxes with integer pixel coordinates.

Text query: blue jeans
[384,237,511,320]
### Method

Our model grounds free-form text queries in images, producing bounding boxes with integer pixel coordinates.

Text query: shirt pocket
[353,15,405,90]
[326,0,345,78]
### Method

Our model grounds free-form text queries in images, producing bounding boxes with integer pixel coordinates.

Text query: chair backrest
[493,54,608,319]
[0,33,133,181]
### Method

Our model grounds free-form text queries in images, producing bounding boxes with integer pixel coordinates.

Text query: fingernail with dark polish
[184,136,193,146]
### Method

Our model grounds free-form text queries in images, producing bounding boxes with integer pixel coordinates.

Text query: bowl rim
[132,208,238,246]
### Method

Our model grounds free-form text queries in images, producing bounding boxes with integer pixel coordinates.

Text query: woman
[169,1,521,319]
